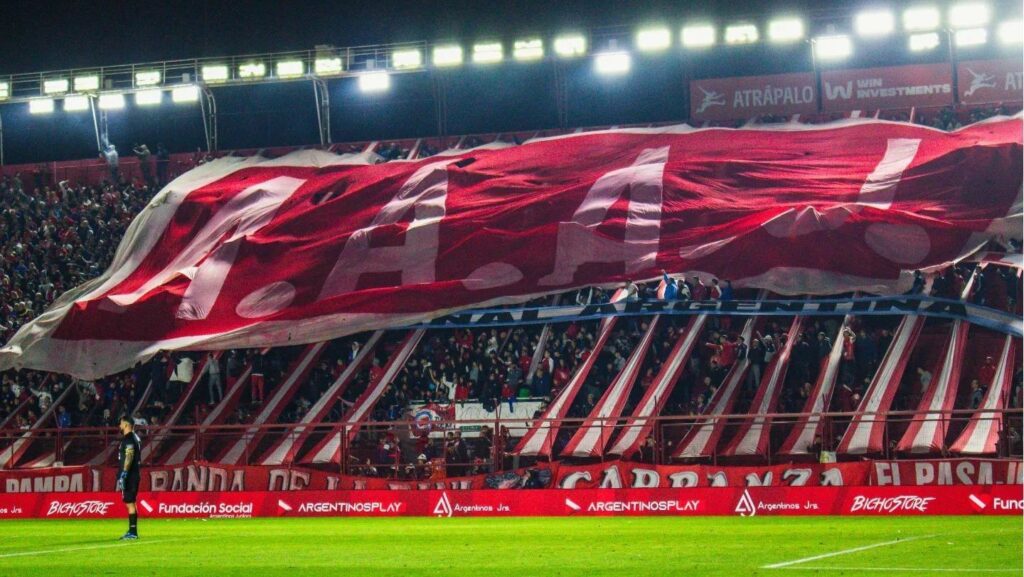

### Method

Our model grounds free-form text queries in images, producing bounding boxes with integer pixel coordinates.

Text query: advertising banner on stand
[689,72,818,121]
[958,59,1024,105]
[822,63,954,111]
[1,485,1019,519]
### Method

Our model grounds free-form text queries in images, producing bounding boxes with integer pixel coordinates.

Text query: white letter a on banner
[319,159,456,299]
[540,147,668,286]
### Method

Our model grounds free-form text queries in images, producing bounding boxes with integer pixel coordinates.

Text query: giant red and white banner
[1,120,1020,378]
[958,59,1024,105]
[822,63,954,112]
[0,485,1019,519]
[689,72,818,121]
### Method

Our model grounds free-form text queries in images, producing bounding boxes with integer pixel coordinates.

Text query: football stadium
[0,1,1021,575]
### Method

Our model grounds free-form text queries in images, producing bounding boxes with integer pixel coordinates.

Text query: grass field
[0,516,1019,576]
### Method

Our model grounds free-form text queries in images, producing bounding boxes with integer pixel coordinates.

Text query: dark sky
[0,0,872,74]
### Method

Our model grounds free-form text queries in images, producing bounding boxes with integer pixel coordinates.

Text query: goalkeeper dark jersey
[118,431,142,480]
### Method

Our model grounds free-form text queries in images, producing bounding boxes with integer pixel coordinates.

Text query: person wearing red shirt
[978,356,997,386]
[552,359,571,393]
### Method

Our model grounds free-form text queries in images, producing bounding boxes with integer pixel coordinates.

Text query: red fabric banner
[0,485,1019,518]
[958,59,1024,105]
[689,72,818,121]
[1,120,1020,378]
[821,64,954,112]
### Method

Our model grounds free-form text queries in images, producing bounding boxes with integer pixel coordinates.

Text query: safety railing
[2,406,1020,473]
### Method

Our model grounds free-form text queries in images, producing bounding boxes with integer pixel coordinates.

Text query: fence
[2,407,1020,474]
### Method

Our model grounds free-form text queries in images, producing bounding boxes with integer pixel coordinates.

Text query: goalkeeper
[116,415,142,540]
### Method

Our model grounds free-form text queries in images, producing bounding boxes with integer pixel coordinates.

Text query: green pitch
[0,516,1019,577]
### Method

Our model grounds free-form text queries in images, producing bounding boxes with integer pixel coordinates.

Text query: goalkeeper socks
[129,513,138,535]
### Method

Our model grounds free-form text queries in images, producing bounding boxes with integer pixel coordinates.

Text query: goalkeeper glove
[116,471,126,492]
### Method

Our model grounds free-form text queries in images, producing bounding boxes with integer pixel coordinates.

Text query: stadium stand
[1,106,1022,476]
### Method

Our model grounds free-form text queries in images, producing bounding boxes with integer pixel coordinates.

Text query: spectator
[206,353,223,404]
[133,144,153,186]
[251,351,266,404]
[155,144,170,187]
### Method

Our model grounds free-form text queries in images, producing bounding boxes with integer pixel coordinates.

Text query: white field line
[0,537,207,559]
[762,534,936,569]
[772,567,1017,573]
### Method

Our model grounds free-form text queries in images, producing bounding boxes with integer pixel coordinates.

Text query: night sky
[0,0,1018,165]
[2,0,868,74]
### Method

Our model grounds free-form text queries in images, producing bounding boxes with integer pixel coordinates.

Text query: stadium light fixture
[513,39,544,61]
[43,78,69,95]
[172,85,200,103]
[955,27,987,46]
[29,98,54,114]
[855,10,895,36]
[554,34,587,57]
[202,64,230,83]
[768,18,804,43]
[814,34,853,60]
[433,45,463,67]
[63,94,90,112]
[392,49,423,69]
[98,92,125,110]
[636,27,672,51]
[681,24,716,48]
[135,89,162,106]
[73,75,100,92]
[472,42,504,64]
[0,81,9,101]
[276,60,305,78]
[909,31,941,50]
[903,6,940,31]
[238,62,267,79]
[358,71,390,92]
[594,51,631,75]
[135,70,161,87]
[998,20,1023,44]
[724,24,759,45]
[314,57,343,75]
[949,3,990,28]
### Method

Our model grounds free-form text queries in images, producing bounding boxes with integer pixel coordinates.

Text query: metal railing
[2,406,1019,473]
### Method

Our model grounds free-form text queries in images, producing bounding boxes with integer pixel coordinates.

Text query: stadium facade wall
[1,459,1019,494]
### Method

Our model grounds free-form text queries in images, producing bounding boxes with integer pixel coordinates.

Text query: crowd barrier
[1,484,1020,519]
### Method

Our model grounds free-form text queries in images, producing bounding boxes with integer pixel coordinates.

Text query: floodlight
[594,51,631,75]
[238,62,266,79]
[314,57,343,75]
[202,65,229,82]
[998,20,1023,44]
[0,81,9,100]
[472,42,503,64]
[276,60,305,78]
[725,24,759,45]
[909,32,940,51]
[949,3,990,28]
[554,35,587,57]
[135,70,161,86]
[855,10,895,36]
[172,85,200,103]
[358,71,390,92]
[392,49,423,69]
[43,78,69,95]
[513,39,544,60]
[815,34,853,60]
[955,28,987,46]
[29,98,55,114]
[135,89,163,106]
[636,27,671,51]
[433,45,463,67]
[98,93,125,109]
[682,24,716,47]
[768,18,804,43]
[63,95,90,112]
[74,75,100,92]
[904,6,940,31]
